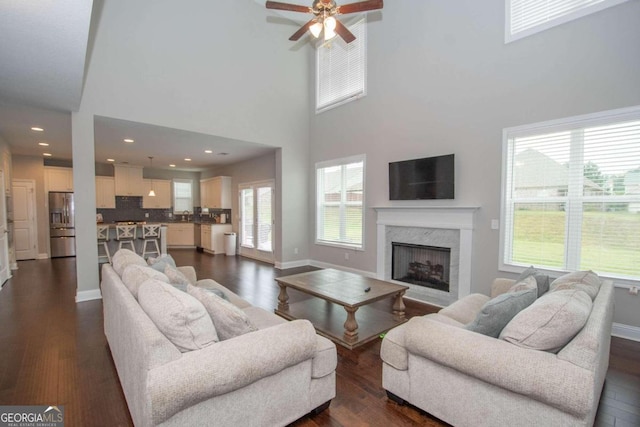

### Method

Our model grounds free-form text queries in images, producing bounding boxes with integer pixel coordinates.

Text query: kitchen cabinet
[114,165,144,196]
[201,224,232,253]
[200,176,231,209]
[45,167,73,192]
[143,179,171,209]
[95,176,116,208]
[166,223,194,247]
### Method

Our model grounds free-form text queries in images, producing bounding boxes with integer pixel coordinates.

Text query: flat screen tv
[389,154,455,200]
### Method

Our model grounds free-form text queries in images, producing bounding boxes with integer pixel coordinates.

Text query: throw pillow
[138,279,218,352]
[465,287,537,338]
[187,284,257,340]
[508,275,538,293]
[148,254,178,273]
[518,266,550,296]
[164,264,191,287]
[112,249,147,276]
[121,264,170,299]
[550,270,601,300]
[500,289,592,353]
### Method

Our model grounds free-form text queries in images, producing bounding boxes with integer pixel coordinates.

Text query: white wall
[309,1,640,325]
[72,0,311,299]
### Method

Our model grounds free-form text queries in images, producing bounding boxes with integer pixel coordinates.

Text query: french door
[239,180,274,263]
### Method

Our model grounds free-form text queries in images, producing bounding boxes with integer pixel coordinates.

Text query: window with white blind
[316,155,365,249]
[505,0,629,43]
[316,17,366,113]
[501,106,640,281]
[172,179,193,214]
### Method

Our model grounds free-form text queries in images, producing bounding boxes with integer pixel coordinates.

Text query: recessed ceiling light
[123,138,134,143]
[169,164,176,168]
[38,142,49,146]
[43,153,52,157]
[107,158,115,162]
[31,127,44,132]
[204,150,213,154]
[184,158,191,162]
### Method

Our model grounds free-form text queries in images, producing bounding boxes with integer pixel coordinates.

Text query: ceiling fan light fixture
[310,21,323,38]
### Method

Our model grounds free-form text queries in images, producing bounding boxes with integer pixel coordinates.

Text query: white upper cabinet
[200,176,231,209]
[143,179,171,209]
[114,165,144,196]
[45,167,73,192]
[95,176,116,208]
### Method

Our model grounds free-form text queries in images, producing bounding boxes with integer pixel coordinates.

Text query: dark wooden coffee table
[275,269,409,349]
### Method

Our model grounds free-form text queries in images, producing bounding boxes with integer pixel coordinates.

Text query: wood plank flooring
[0,250,638,426]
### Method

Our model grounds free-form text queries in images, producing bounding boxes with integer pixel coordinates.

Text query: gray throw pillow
[163,264,191,286]
[148,254,178,273]
[187,284,257,340]
[518,266,550,297]
[466,287,537,338]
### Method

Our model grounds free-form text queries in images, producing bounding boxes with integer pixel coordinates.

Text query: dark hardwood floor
[0,250,638,426]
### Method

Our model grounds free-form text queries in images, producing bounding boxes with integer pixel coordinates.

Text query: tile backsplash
[97,196,231,224]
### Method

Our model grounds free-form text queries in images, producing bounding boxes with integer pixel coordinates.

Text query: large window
[316,17,366,113]
[316,155,365,249]
[172,179,193,213]
[501,106,640,280]
[506,0,629,42]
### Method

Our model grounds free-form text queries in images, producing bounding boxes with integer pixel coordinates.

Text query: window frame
[505,0,630,43]
[172,178,194,214]
[315,16,367,114]
[315,154,366,250]
[500,105,640,286]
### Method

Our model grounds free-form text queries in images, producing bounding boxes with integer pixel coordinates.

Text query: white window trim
[499,104,640,288]
[315,16,367,114]
[172,178,194,214]
[315,154,366,250]
[505,0,630,43]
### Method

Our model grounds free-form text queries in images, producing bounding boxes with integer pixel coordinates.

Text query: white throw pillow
[138,279,218,352]
[550,270,601,300]
[187,284,257,340]
[112,249,147,276]
[121,264,170,299]
[500,289,592,353]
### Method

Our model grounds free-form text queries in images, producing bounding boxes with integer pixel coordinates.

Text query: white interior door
[239,180,274,263]
[12,179,37,260]
[0,171,10,285]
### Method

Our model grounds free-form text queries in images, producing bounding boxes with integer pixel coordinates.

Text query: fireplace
[392,243,450,292]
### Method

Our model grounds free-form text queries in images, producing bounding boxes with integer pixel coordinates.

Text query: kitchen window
[173,179,193,214]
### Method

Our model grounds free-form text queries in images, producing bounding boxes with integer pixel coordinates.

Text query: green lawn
[512,209,640,276]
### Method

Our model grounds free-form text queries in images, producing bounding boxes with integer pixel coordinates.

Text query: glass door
[239,180,274,263]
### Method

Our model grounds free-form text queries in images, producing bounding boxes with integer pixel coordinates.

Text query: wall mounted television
[389,154,455,200]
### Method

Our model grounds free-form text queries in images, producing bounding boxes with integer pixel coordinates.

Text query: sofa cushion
[121,264,170,299]
[148,254,177,270]
[550,270,601,300]
[500,289,592,353]
[517,265,550,296]
[187,284,257,340]
[508,275,538,293]
[138,280,218,352]
[163,264,191,286]
[465,287,537,338]
[112,249,148,276]
[439,294,491,325]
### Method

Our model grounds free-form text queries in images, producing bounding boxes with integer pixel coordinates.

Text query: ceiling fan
[266,0,383,44]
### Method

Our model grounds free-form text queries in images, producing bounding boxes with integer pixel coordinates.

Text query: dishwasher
[194,223,203,252]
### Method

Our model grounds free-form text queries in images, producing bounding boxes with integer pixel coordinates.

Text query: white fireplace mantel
[374,206,479,304]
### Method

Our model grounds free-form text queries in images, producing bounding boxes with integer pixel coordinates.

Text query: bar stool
[97,225,112,264]
[116,224,137,252]
[140,224,161,259]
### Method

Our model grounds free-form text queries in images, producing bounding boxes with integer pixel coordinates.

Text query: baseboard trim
[76,289,102,303]
[612,322,640,342]
[308,260,376,279]
[275,259,310,270]
[36,253,49,260]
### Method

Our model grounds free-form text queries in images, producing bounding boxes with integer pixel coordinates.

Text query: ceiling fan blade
[265,1,312,13]
[334,19,356,44]
[337,0,383,14]
[289,19,316,41]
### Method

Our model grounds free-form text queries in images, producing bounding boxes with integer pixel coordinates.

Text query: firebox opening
[392,242,450,292]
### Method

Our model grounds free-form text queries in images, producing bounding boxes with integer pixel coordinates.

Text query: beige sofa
[381,276,614,427]
[102,251,337,427]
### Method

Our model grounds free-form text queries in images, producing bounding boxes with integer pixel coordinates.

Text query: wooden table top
[275,269,408,308]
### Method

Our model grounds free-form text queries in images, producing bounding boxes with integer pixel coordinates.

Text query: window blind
[506,0,629,42]
[316,156,365,248]
[173,180,193,213]
[316,17,366,113]
[503,106,640,279]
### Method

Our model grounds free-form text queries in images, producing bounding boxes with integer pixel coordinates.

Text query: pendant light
[148,156,156,197]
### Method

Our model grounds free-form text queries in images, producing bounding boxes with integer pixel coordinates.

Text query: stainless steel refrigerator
[49,192,76,257]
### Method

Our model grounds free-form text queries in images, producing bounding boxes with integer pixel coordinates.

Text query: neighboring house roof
[625,170,640,194]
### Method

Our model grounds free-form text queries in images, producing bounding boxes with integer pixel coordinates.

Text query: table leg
[343,306,359,343]
[392,291,406,320]
[277,284,289,311]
